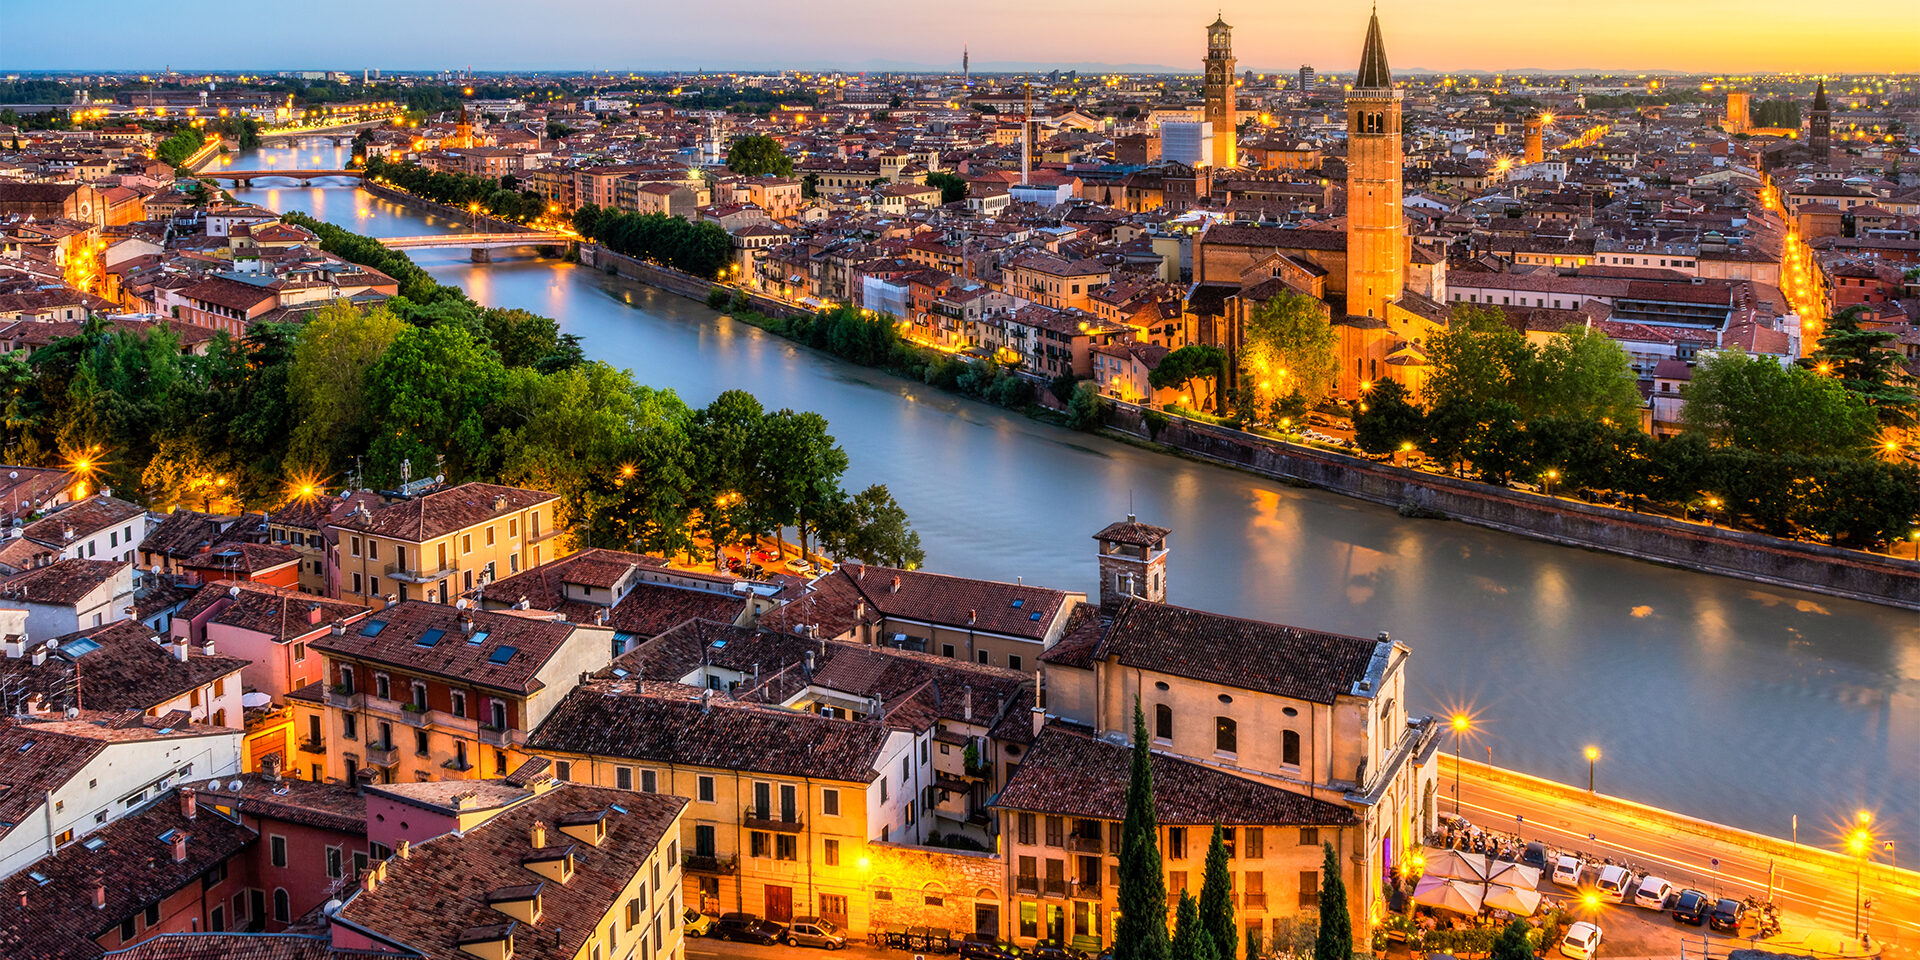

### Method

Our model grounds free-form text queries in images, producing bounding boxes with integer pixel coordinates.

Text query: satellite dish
[228,780,242,792]
[205,779,222,791]
[64,707,79,719]
[7,471,15,479]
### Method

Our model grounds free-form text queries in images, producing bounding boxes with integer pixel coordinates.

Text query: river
[226,140,1920,846]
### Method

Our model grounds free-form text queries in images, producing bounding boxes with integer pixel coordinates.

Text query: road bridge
[379,232,575,262]
[194,169,362,183]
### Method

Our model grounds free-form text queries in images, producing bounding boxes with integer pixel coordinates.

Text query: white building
[1161,121,1215,169]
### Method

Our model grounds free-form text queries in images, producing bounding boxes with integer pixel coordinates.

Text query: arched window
[1154,703,1173,741]
[1216,716,1237,754]
[1282,729,1301,766]
[273,888,290,923]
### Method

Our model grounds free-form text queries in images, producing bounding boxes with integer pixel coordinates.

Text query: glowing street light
[1585,745,1601,792]
[1450,711,1473,814]
[1847,811,1874,941]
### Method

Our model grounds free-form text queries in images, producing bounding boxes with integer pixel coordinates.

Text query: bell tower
[1093,515,1170,611]
[1204,15,1238,169]
[1343,5,1405,324]
[1809,78,1831,157]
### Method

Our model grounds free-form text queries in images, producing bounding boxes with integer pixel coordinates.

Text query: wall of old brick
[864,841,1005,935]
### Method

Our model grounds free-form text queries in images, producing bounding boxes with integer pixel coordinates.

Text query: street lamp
[1847,812,1873,942]
[1543,468,1559,498]
[1584,745,1600,793]
[1450,712,1472,814]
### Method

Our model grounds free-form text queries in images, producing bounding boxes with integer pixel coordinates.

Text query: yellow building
[330,482,568,606]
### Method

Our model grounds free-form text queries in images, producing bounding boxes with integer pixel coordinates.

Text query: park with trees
[359,155,553,224]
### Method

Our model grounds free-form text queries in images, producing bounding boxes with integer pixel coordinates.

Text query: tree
[1425,307,1532,411]
[820,484,925,568]
[1068,380,1103,431]
[1150,344,1228,411]
[362,322,507,486]
[1312,842,1351,960]
[1239,292,1339,411]
[1172,889,1219,960]
[1460,401,1530,485]
[1682,348,1877,458]
[1353,379,1425,456]
[1492,919,1535,960]
[1799,305,1916,428]
[725,134,794,177]
[1116,699,1171,960]
[925,171,969,204]
[757,408,848,558]
[1527,325,1641,425]
[285,302,404,474]
[1198,825,1237,960]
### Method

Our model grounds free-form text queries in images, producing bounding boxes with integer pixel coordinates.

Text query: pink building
[171,581,368,701]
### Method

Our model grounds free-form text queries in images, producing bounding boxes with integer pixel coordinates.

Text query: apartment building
[329,482,568,606]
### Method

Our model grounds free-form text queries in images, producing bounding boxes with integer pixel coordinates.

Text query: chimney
[307,603,322,625]
[91,878,106,909]
[261,754,283,783]
[397,839,410,860]
[460,616,475,635]
[169,832,188,863]
[890,575,900,593]
[179,787,197,820]
[374,861,388,883]
[530,820,547,849]
[172,637,189,662]
[362,871,377,893]
[968,609,977,626]
[853,601,865,620]
[493,495,508,511]
[963,685,973,722]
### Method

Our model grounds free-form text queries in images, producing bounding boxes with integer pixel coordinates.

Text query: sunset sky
[4,0,1916,74]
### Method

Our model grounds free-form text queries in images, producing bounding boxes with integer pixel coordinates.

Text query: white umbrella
[1423,848,1491,882]
[1486,861,1542,891]
[1482,884,1542,916]
[1412,875,1485,915]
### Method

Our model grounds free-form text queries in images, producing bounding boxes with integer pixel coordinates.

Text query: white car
[1551,854,1583,888]
[1560,921,1603,960]
[1633,875,1674,909]
[1595,864,1633,903]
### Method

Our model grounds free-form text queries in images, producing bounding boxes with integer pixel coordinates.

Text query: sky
[3,0,1916,75]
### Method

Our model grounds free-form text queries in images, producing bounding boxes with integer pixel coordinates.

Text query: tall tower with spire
[963,45,970,87]
[1203,15,1238,168]
[1809,78,1831,157]
[1343,6,1406,327]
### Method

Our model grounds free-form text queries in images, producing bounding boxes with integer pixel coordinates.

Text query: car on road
[1551,854,1584,888]
[715,912,787,944]
[1559,921,1603,960]
[1522,841,1549,869]
[1633,875,1675,909]
[784,916,847,949]
[1671,889,1713,925]
[683,908,717,937]
[1595,864,1633,902]
[1709,898,1746,933]
[958,936,1023,960]
[783,557,814,576]
[1030,940,1090,960]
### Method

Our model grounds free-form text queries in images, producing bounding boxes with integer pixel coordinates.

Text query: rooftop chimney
[169,832,188,864]
[91,878,106,910]
[397,839,410,860]
[307,603,322,625]
[179,787,197,820]
[890,575,900,593]
[530,820,547,849]
[968,609,977,626]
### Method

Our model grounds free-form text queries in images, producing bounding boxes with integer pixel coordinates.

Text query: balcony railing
[741,810,805,833]
[365,743,399,767]
[397,704,431,728]
[382,562,458,585]
[1066,835,1104,853]
[682,853,738,875]
[296,736,325,755]
[1072,880,1102,900]
[1042,878,1068,898]
[1242,892,1267,910]
[324,686,363,710]
[479,725,514,747]
[441,756,474,773]
[1015,875,1040,895]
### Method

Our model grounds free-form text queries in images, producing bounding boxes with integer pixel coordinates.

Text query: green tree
[1799,305,1916,428]
[286,301,404,474]
[1117,699,1170,960]
[1682,348,1877,457]
[725,134,795,176]
[1492,919,1534,960]
[1172,889,1220,960]
[1198,825,1237,960]
[819,484,925,568]
[690,389,767,553]
[757,408,849,558]
[1461,400,1530,485]
[1150,344,1228,411]
[1068,380,1103,431]
[1239,292,1338,409]
[1527,325,1642,425]
[362,322,507,486]
[925,171,969,204]
[1353,378,1425,456]
[1426,306,1532,411]
[1313,842,1351,960]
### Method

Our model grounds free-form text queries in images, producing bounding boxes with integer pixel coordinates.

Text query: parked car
[785,916,847,949]
[1030,940,1089,960]
[1559,921,1603,960]
[1595,864,1633,902]
[682,908,717,937]
[958,936,1023,960]
[1522,841,1549,869]
[715,912,786,944]
[1634,875,1675,909]
[783,556,814,575]
[1552,854,1584,888]
[1671,889,1713,925]
[1709,898,1747,933]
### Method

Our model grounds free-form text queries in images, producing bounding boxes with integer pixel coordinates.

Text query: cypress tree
[1172,889,1220,960]
[1117,697,1171,960]
[1313,842,1352,960]
[1198,824,1237,960]
[1491,919,1534,960]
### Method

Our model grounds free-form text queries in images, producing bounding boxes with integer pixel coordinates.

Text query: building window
[1282,730,1301,766]
[270,835,287,867]
[1045,815,1063,847]
[750,831,770,858]
[821,788,839,816]
[352,572,363,594]
[697,775,715,803]
[1009,654,1022,672]
[824,838,840,865]
[1153,703,1174,741]
[616,767,633,790]
[694,824,716,858]
[274,888,291,923]
[1018,812,1036,845]
[641,769,657,793]
[350,536,361,557]
[1216,717,1237,755]
[556,761,572,782]
[451,691,466,718]
[1299,827,1320,846]
[1299,871,1320,909]
[1169,827,1188,860]
[1245,828,1264,859]
[374,675,390,701]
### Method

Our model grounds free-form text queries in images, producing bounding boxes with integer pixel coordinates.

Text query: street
[1450,761,1918,959]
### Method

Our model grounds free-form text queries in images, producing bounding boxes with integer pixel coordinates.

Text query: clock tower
[1203,16,1237,168]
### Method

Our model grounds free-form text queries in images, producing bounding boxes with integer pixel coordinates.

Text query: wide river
[228,140,1919,845]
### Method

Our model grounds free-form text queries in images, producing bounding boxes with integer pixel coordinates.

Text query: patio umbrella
[1412,875,1485,915]
[1482,883,1542,916]
[1486,861,1542,891]
[1422,848,1491,882]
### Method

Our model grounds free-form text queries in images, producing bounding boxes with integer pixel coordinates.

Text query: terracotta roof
[180,541,300,576]
[330,482,559,544]
[142,510,240,561]
[996,722,1358,825]
[0,557,128,605]
[206,773,366,834]
[335,784,686,960]
[11,619,250,713]
[310,600,587,695]
[176,580,365,643]
[768,564,1074,642]
[1091,519,1170,547]
[529,682,889,782]
[1091,598,1382,704]
[19,495,144,548]
[101,932,338,960]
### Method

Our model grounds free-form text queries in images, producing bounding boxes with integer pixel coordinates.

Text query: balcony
[479,725,514,748]
[365,743,399,767]
[1066,835,1104,854]
[1242,892,1267,910]
[397,704,432,728]
[1015,875,1040,896]
[1071,880,1102,900]
[441,756,474,773]
[682,854,738,875]
[324,686,363,710]
[382,562,458,586]
[1042,878,1067,899]
[741,810,805,833]
[296,736,326,755]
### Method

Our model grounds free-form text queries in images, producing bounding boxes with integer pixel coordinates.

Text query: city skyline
[4,0,1918,75]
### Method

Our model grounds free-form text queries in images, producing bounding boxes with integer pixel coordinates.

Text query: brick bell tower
[1204,15,1238,169]
[1343,3,1406,325]
[1093,514,1170,611]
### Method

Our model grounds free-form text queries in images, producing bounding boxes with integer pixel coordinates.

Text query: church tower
[1093,515,1169,612]
[1204,16,1237,168]
[1809,78,1831,157]
[1343,6,1405,323]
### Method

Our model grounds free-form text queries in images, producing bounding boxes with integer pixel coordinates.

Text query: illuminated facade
[1203,16,1238,169]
